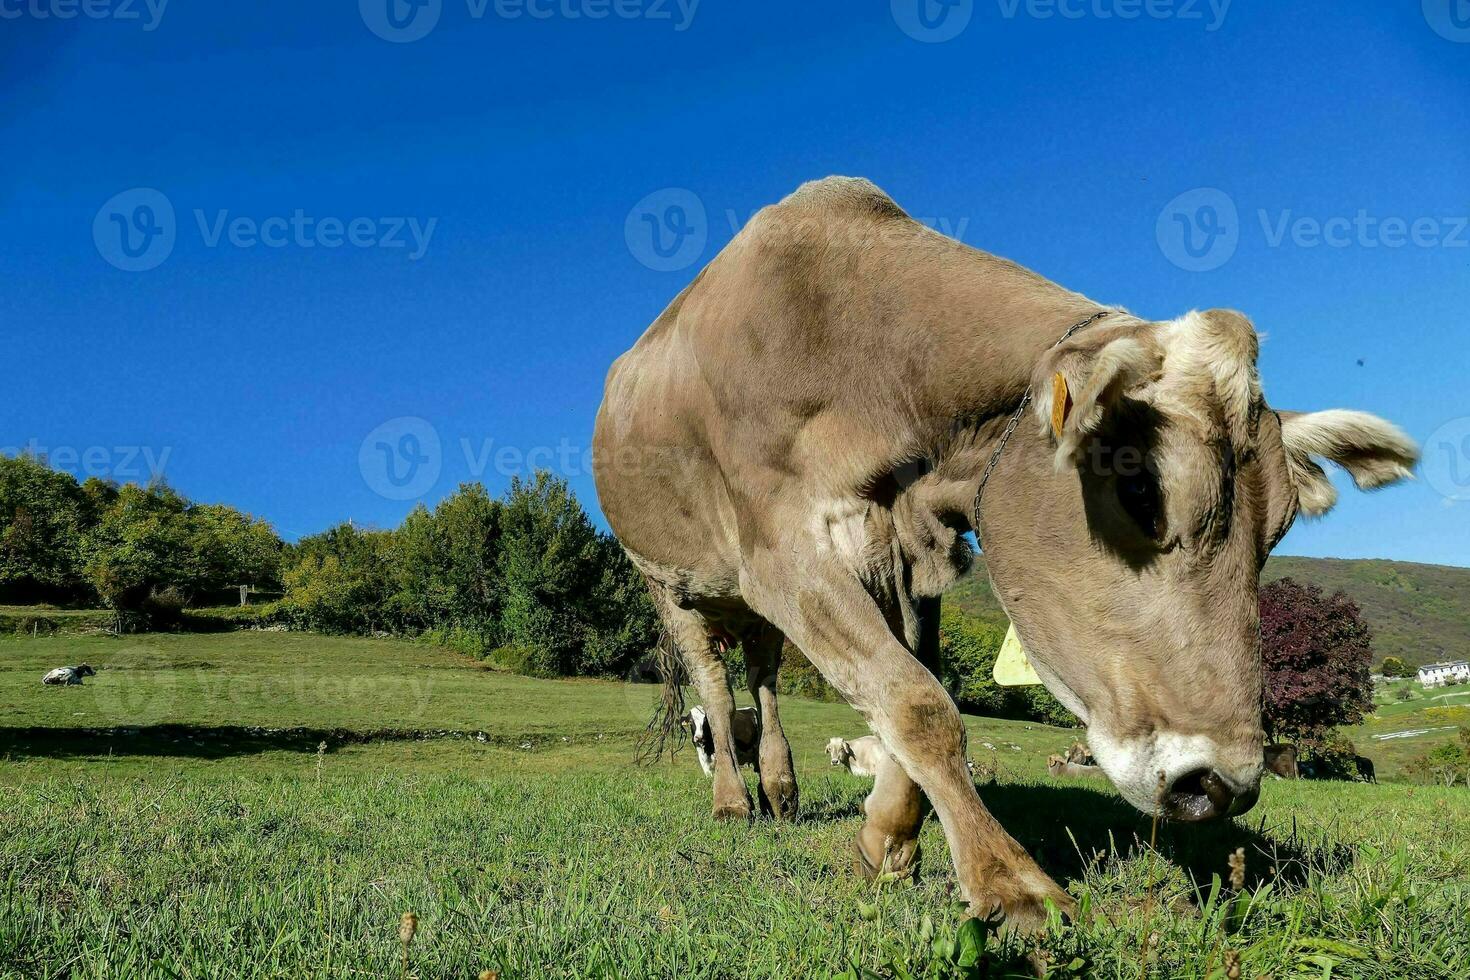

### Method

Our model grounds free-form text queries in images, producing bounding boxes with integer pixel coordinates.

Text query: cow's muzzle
[1161,768,1260,822]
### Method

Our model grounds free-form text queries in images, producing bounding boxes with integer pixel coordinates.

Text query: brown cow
[1264,743,1299,779]
[592,176,1416,930]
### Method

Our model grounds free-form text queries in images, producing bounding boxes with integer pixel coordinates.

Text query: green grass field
[2,632,1467,979]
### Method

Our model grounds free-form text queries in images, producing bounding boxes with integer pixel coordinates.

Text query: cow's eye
[1117,471,1161,537]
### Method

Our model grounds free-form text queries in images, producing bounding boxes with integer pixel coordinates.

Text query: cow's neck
[882,283,1117,597]
[912,289,1115,504]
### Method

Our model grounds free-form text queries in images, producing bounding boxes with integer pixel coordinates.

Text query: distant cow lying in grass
[41,664,95,686]
[831,735,976,779]
[683,706,760,777]
[826,735,886,778]
[1046,755,1105,779]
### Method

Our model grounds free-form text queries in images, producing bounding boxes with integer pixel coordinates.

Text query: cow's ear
[1034,331,1162,467]
[1279,409,1418,516]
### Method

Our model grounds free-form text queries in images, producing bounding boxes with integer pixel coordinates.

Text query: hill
[946,555,1470,669]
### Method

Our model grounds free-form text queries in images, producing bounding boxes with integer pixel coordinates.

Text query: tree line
[0,454,656,677]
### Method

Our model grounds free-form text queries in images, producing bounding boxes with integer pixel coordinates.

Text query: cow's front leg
[744,623,798,820]
[854,747,928,881]
[854,597,938,880]
[661,601,753,821]
[756,563,1072,933]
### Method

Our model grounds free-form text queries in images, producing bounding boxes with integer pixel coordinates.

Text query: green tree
[188,503,284,595]
[0,454,91,602]
[81,483,194,624]
[496,473,606,674]
[493,473,655,677]
[280,523,396,633]
[1407,728,1470,787]
[429,483,503,632]
[1380,656,1412,678]
[938,606,1077,727]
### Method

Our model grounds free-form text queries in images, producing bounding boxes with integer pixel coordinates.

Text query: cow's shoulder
[735,176,913,256]
[778,175,908,218]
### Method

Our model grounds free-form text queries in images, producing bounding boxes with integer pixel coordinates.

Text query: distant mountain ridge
[946,556,1470,669]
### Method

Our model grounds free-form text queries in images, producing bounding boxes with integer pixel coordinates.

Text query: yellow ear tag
[993,623,1043,687]
[1050,372,1072,439]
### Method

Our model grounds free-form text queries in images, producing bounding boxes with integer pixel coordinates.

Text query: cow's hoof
[852,832,920,883]
[967,883,1076,937]
[757,780,799,821]
[712,800,752,822]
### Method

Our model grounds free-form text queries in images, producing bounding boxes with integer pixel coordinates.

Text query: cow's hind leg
[743,622,798,820]
[759,565,1071,933]
[658,597,754,821]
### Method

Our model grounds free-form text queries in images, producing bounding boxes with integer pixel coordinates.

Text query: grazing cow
[1354,754,1377,784]
[683,705,760,776]
[41,664,95,686]
[827,735,887,777]
[1046,754,1104,779]
[593,176,1417,930]
[1264,743,1299,779]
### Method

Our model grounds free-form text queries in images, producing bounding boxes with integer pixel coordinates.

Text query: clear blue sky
[2,0,1467,566]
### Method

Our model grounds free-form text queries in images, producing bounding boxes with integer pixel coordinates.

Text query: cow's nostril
[1162,768,1234,822]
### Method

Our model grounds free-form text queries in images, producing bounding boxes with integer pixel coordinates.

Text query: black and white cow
[42,664,96,686]
[683,705,760,776]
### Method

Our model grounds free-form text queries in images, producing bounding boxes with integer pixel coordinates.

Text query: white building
[1417,660,1470,688]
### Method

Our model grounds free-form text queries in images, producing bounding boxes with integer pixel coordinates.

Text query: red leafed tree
[1260,578,1376,744]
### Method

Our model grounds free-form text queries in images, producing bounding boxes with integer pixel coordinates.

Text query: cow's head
[682,706,712,752]
[76,663,96,677]
[981,309,1416,820]
[826,736,852,767]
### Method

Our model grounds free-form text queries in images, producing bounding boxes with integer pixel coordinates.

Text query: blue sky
[1,0,1467,566]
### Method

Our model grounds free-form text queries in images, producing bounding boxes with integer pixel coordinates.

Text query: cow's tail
[633,628,687,765]
[633,579,689,766]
